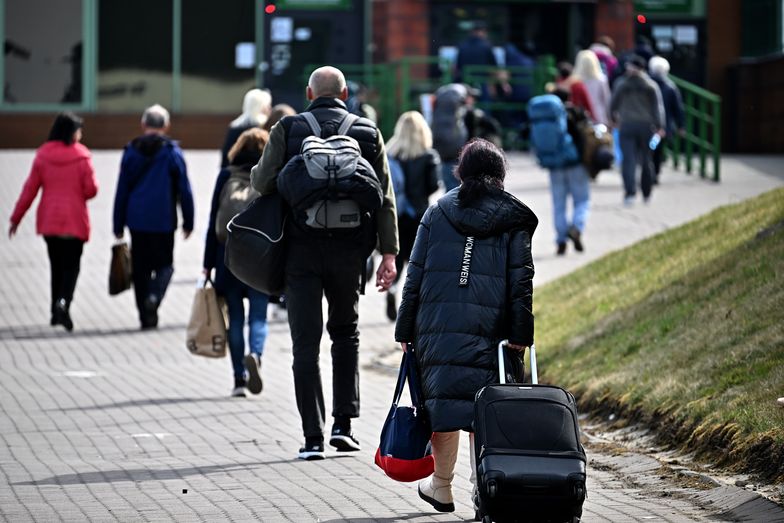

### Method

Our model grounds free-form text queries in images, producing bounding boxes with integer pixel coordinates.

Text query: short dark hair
[47,112,83,144]
[456,138,506,205]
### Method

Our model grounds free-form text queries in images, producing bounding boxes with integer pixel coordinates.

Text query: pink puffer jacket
[10,141,98,241]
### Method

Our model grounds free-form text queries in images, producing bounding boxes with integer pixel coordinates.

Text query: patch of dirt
[582,414,784,507]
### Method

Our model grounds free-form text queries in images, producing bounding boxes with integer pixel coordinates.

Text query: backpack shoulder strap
[300,112,322,137]
[337,113,360,136]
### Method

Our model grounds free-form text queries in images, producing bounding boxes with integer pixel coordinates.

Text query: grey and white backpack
[277,112,383,232]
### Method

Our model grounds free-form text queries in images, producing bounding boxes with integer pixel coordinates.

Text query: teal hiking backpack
[527,94,579,169]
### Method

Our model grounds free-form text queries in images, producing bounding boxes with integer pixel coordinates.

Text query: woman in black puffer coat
[394,138,537,514]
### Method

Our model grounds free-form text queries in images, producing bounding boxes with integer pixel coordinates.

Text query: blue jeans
[441,160,460,192]
[223,275,269,379]
[549,164,591,244]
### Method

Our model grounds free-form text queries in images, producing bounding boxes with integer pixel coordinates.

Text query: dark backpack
[276,112,383,232]
[431,85,469,160]
[215,166,259,243]
[527,94,579,169]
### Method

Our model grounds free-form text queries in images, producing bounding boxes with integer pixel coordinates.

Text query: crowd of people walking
[7,29,687,513]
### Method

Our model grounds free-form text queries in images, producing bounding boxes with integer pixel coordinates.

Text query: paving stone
[1,149,782,522]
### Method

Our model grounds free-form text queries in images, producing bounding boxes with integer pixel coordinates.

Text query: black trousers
[394,213,421,284]
[130,231,175,320]
[652,136,668,177]
[286,238,364,441]
[619,122,655,199]
[44,236,84,313]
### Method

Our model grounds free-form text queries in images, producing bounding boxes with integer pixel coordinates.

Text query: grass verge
[536,187,784,481]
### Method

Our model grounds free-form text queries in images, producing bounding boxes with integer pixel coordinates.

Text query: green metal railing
[461,56,556,148]
[668,75,722,181]
[303,62,396,137]
[300,56,557,142]
[296,61,720,181]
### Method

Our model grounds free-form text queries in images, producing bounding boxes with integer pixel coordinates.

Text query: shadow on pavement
[0,324,187,341]
[319,516,454,523]
[48,396,233,411]
[13,460,304,486]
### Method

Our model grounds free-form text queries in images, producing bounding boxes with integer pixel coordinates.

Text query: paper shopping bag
[185,278,227,358]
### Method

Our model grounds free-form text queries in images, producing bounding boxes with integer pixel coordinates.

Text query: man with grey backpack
[250,66,399,461]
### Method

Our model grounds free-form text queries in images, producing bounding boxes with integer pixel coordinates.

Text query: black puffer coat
[394,186,537,432]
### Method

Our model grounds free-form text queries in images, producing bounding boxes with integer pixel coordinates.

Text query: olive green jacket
[250,102,399,255]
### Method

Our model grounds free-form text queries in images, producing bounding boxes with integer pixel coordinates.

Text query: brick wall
[372,0,430,62]
[595,0,635,53]
[0,113,233,149]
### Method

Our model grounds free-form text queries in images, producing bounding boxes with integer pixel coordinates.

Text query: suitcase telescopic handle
[498,340,538,385]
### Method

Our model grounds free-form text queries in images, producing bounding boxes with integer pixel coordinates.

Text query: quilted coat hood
[437,185,538,239]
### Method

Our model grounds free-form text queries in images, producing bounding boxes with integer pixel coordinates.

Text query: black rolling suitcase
[474,341,587,523]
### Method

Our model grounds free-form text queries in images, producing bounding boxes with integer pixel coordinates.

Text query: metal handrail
[669,75,722,181]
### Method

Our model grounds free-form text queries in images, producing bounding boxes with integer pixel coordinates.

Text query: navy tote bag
[375,349,434,482]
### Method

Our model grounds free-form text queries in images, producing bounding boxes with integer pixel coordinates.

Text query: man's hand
[375,253,397,292]
[507,343,528,352]
[401,342,408,352]
[8,222,18,239]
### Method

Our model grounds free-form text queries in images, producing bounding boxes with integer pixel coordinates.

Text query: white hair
[231,88,272,128]
[649,56,671,78]
[573,50,605,81]
[142,104,170,129]
[386,111,432,161]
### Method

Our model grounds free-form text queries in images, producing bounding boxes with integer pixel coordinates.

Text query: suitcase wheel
[487,480,498,498]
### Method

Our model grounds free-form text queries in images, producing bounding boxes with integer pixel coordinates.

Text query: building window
[97,0,173,111]
[4,0,83,104]
[181,0,256,112]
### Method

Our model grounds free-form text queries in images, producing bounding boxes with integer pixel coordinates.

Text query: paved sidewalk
[0,150,782,522]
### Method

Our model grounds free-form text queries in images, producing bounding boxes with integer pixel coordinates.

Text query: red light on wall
[637,14,647,23]
[265,4,276,14]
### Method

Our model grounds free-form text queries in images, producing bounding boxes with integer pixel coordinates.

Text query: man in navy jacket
[112,104,195,329]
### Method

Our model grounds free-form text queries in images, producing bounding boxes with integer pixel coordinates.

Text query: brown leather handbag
[108,241,132,296]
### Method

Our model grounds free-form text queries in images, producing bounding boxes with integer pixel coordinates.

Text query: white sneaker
[623,195,635,207]
[777,397,784,407]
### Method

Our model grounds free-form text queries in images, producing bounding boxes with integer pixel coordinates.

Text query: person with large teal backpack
[528,92,591,256]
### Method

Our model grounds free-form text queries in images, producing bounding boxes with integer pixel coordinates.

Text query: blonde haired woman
[573,49,612,125]
[220,88,273,167]
[384,111,440,320]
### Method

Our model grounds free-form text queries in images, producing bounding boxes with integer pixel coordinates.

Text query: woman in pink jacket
[8,113,98,331]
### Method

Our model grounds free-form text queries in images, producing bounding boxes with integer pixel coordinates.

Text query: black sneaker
[244,354,263,395]
[567,226,584,252]
[556,242,567,256]
[142,295,158,328]
[329,426,360,452]
[54,299,73,332]
[386,292,397,322]
[297,443,325,461]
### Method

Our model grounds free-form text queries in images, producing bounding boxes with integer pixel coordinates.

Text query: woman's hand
[507,343,528,352]
[401,342,408,353]
[8,222,18,239]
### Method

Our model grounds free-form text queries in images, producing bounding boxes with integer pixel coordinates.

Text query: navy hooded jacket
[113,134,194,236]
[395,186,537,432]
